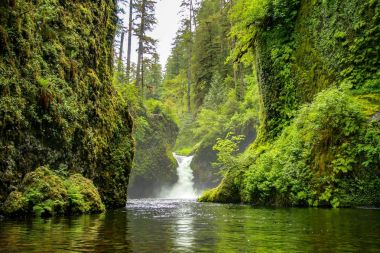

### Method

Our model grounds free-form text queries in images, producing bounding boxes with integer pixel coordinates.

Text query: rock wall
[0,0,134,209]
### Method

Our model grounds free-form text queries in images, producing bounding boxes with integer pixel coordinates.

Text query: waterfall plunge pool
[1,199,380,252]
[1,156,380,252]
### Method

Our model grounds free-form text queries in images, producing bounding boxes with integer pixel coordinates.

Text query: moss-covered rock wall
[255,0,379,139]
[200,0,380,207]
[0,0,134,209]
[128,106,178,198]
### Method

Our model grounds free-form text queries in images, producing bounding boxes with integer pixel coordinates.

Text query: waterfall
[160,153,197,199]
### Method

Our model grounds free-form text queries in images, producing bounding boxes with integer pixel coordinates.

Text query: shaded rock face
[192,125,256,192]
[128,113,179,198]
[370,112,380,122]
[0,0,134,208]
[192,145,219,191]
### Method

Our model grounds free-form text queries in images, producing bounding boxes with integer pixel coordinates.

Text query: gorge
[0,0,379,251]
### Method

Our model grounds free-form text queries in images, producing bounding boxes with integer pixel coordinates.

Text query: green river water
[1,199,379,252]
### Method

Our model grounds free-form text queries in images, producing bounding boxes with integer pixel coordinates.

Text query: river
[1,155,380,252]
[1,199,380,252]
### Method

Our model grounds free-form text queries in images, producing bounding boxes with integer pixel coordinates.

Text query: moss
[244,0,380,140]
[0,0,134,208]
[0,26,10,55]
[198,170,241,203]
[2,191,27,215]
[66,174,105,214]
[128,103,179,198]
[2,167,67,216]
[175,147,194,156]
[354,93,380,118]
[1,167,105,217]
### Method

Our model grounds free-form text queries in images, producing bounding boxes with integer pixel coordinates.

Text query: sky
[151,0,182,66]
[120,0,182,68]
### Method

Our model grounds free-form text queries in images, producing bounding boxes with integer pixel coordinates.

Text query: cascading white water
[160,153,197,199]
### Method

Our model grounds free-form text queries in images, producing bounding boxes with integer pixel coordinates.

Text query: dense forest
[125,0,380,207]
[196,0,380,207]
[0,0,379,219]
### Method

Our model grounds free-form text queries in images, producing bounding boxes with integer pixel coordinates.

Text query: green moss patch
[2,167,105,217]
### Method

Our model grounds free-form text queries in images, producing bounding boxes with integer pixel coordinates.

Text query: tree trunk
[136,0,145,96]
[136,40,143,89]
[187,0,193,113]
[141,55,144,98]
[126,0,133,84]
[118,31,124,74]
[187,68,191,112]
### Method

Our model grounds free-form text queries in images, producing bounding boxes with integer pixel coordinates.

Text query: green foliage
[144,98,178,124]
[1,167,105,216]
[228,0,380,141]
[203,72,229,110]
[175,72,259,189]
[188,72,258,148]
[205,88,380,207]
[192,0,233,108]
[213,132,245,175]
[200,0,380,208]
[175,147,194,156]
[161,0,259,191]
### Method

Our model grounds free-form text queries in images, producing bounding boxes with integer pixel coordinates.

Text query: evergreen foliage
[162,0,258,190]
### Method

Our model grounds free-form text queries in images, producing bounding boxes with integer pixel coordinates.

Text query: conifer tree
[134,0,158,98]
[180,0,197,113]
[126,0,133,84]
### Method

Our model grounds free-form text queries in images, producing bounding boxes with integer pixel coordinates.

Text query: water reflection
[0,211,132,252]
[173,205,194,251]
[1,199,380,252]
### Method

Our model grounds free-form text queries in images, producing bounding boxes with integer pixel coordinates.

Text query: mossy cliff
[128,101,179,198]
[255,0,379,139]
[200,0,380,207]
[0,0,134,210]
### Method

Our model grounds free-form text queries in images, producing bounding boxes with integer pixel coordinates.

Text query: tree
[126,0,133,84]
[191,0,233,108]
[144,53,162,99]
[179,0,197,113]
[134,0,157,98]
